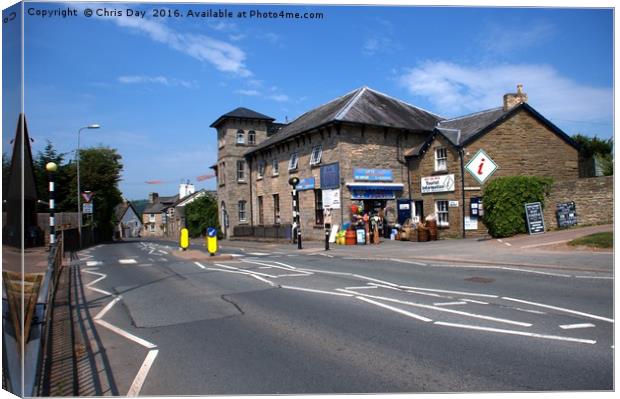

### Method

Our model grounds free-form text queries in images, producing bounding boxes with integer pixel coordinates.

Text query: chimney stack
[148,192,159,204]
[503,84,528,111]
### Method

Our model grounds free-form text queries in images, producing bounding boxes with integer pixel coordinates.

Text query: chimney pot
[503,84,528,111]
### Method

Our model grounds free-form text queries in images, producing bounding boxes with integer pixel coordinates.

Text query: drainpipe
[459,147,466,239]
[248,157,254,229]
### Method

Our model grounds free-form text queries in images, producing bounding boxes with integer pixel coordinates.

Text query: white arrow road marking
[502,297,614,323]
[435,321,596,345]
[127,349,159,397]
[559,323,596,330]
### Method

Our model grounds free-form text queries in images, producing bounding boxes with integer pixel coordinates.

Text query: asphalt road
[72,239,614,395]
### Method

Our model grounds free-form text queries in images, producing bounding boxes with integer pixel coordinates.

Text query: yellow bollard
[180,228,189,250]
[206,227,218,256]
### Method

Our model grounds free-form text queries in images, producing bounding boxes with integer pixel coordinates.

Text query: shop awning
[345,182,404,190]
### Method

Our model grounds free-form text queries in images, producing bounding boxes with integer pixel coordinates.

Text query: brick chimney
[148,192,159,204]
[503,84,528,111]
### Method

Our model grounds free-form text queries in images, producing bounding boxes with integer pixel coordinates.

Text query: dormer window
[248,130,256,145]
[236,129,245,144]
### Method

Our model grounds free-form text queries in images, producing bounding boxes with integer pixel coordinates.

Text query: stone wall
[544,176,613,229]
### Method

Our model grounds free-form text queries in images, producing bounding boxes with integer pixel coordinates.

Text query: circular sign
[207,227,217,237]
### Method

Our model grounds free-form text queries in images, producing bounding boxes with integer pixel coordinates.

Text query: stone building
[211,85,580,240]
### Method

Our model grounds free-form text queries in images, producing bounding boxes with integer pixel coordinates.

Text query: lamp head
[288,177,299,187]
[45,162,58,173]
[88,124,101,129]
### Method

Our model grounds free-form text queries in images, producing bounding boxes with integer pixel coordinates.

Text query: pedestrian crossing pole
[289,177,302,249]
[46,162,58,246]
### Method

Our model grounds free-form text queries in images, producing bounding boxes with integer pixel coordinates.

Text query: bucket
[345,229,356,245]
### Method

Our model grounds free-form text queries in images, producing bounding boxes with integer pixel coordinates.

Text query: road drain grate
[465,276,495,283]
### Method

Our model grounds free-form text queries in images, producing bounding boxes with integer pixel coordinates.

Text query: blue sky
[2,1,614,200]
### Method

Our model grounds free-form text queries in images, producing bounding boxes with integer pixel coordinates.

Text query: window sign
[320,162,340,189]
[322,189,341,209]
[421,174,455,193]
[353,168,393,181]
[297,177,316,191]
[464,216,478,230]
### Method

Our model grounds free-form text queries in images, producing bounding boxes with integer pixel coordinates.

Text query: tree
[33,140,72,212]
[572,134,613,176]
[184,193,220,238]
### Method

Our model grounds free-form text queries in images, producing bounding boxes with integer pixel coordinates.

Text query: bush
[184,193,222,238]
[482,176,554,238]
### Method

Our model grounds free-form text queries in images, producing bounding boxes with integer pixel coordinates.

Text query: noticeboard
[320,162,340,189]
[556,202,577,228]
[524,202,545,235]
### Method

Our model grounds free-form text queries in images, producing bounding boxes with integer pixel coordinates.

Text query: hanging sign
[353,168,393,182]
[322,189,341,209]
[421,174,455,193]
[465,149,498,184]
[296,177,315,191]
[525,202,545,235]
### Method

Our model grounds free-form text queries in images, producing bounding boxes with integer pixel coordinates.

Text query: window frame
[273,194,281,225]
[236,160,245,182]
[149,213,156,223]
[272,159,279,176]
[314,189,324,225]
[288,152,299,171]
[238,200,247,223]
[310,145,323,165]
[257,196,264,225]
[257,160,265,179]
[435,200,449,227]
[435,147,448,172]
[248,130,256,145]
[236,129,245,145]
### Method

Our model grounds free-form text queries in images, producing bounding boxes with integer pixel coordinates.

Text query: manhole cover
[465,276,495,283]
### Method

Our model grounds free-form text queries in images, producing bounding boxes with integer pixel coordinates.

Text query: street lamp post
[77,124,100,248]
[46,162,58,247]
[288,177,302,249]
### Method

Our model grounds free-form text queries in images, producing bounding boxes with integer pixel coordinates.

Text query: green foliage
[184,193,221,238]
[34,141,74,212]
[483,176,554,238]
[572,134,613,158]
[568,232,613,248]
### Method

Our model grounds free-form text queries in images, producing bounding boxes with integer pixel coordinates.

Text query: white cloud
[399,61,612,125]
[111,16,252,77]
[480,21,555,55]
[235,89,261,96]
[118,75,198,88]
[267,94,290,102]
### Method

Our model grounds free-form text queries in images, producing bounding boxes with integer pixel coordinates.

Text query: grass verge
[568,232,613,249]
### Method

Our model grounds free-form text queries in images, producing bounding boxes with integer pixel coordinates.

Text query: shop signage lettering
[353,168,393,182]
[421,174,455,193]
[320,162,340,189]
[525,202,545,235]
[465,149,498,184]
[296,177,315,191]
[322,189,341,209]
[351,189,396,200]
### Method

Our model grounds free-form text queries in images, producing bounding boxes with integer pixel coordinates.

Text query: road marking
[138,264,153,267]
[94,296,122,320]
[352,275,399,287]
[574,275,613,280]
[398,285,498,298]
[434,321,596,345]
[500,267,571,278]
[281,286,353,297]
[460,299,489,305]
[86,260,101,266]
[247,252,270,256]
[258,266,272,269]
[119,259,138,264]
[433,301,467,306]
[389,259,428,266]
[356,296,433,322]
[502,297,614,323]
[95,319,157,349]
[405,289,447,298]
[88,286,113,296]
[504,242,512,247]
[230,254,245,257]
[194,261,206,269]
[520,240,569,249]
[513,307,546,315]
[344,286,378,290]
[127,349,159,397]
[339,290,532,327]
[158,250,168,255]
[559,323,596,330]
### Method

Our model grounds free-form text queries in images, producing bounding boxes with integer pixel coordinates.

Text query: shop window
[236,129,245,144]
[257,160,265,179]
[272,158,279,176]
[314,189,323,225]
[273,194,281,224]
[237,160,245,182]
[435,147,448,171]
[258,196,264,225]
[436,200,449,227]
[238,200,247,223]
[288,152,299,171]
[248,130,256,145]
[310,145,323,165]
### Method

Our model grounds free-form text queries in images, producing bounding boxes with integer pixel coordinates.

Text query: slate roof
[210,107,275,128]
[245,86,444,155]
[143,194,179,214]
[114,201,141,223]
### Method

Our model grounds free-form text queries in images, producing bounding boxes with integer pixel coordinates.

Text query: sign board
[351,189,396,200]
[297,177,315,191]
[320,162,340,189]
[464,216,478,230]
[82,191,94,203]
[465,149,498,184]
[449,200,459,208]
[207,227,217,237]
[525,202,545,235]
[353,168,393,182]
[82,203,93,214]
[556,202,577,228]
[421,174,455,193]
[322,189,341,209]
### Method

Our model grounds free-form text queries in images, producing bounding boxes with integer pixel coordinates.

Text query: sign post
[525,202,545,235]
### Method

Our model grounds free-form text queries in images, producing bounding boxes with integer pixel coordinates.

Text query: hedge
[482,176,553,238]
